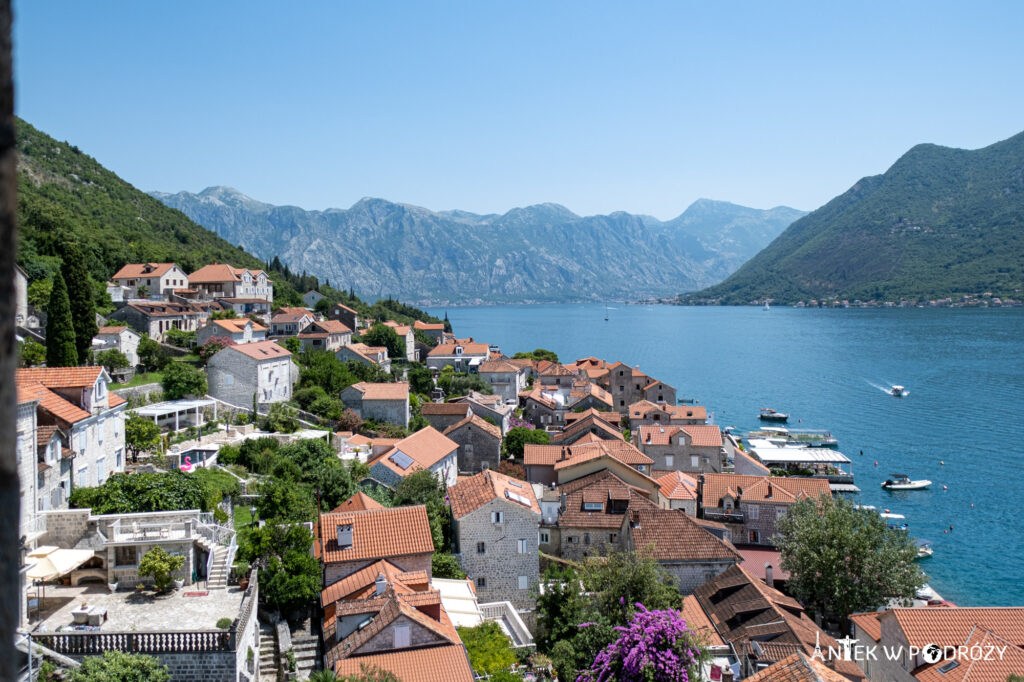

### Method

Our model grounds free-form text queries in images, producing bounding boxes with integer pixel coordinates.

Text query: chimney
[337,523,353,549]
[375,572,387,596]
[722,668,735,682]
[560,491,567,512]
[765,563,774,589]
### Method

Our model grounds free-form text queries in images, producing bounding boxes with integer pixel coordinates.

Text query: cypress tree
[45,270,79,367]
[61,245,97,362]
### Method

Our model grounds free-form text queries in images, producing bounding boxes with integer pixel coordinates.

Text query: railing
[20,514,47,538]
[109,519,191,543]
[32,629,236,656]
[703,510,745,523]
[814,473,855,485]
[480,601,534,648]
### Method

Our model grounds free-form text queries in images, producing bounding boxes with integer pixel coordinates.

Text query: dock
[745,439,860,493]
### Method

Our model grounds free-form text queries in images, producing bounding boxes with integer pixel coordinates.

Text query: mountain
[685,131,1024,304]
[151,188,804,305]
[13,118,442,325]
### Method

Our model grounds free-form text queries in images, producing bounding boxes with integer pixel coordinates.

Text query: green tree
[138,546,186,592]
[363,322,404,360]
[137,334,167,371]
[502,426,550,458]
[161,361,208,399]
[239,524,320,615]
[407,364,435,395]
[393,470,447,551]
[163,327,196,349]
[436,371,493,398]
[69,470,209,514]
[61,245,98,362]
[580,550,681,624]
[26,277,52,309]
[258,402,300,433]
[298,350,359,395]
[309,396,345,421]
[431,552,466,579]
[536,566,587,651]
[313,297,333,315]
[293,385,329,410]
[775,494,925,632]
[512,348,559,363]
[458,621,518,675]
[255,476,317,522]
[96,348,130,374]
[68,651,171,682]
[125,413,162,462]
[45,270,78,367]
[18,338,46,367]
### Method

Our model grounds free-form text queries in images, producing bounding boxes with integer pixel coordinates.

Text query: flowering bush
[577,603,707,682]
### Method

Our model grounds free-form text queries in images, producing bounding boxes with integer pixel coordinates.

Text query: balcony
[480,601,534,648]
[703,510,745,523]
[20,514,47,542]
[108,519,191,544]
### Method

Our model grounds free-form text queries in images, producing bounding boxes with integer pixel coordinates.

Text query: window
[78,464,89,486]
[116,449,123,469]
[476,576,487,588]
[665,455,674,467]
[96,457,106,485]
[517,539,527,554]
[491,511,503,524]
[747,505,759,520]
[776,508,787,521]
[582,502,602,511]
[477,541,486,554]
[115,546,137,566]
[583,533,591,545]
[97,419,104,444]
[566,536,578,544]
[518,575,528,590]
[691,456,699,468]
[393,625,410,648]
[609,533,617,543]
[619,400,624,407]
[539,530,550,544]
[749,530,760,543]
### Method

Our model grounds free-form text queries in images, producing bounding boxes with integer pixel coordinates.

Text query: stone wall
[356,613,448,654]
[324,553,432,588]
[659,560,736,595]
[113,382,164,405]
[455,498,540,614]
[446,424,501,474]
[558,526,619,562]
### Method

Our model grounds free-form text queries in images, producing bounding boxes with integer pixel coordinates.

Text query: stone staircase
[291,633,320,679]
[207,546,229,590]
[258,622,279,680]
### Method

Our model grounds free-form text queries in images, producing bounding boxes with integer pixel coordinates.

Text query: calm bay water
[429,303,1024,606]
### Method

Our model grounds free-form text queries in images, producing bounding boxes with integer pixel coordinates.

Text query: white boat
[764,301,770,311]
[878,511,908,531]
[881,474,931,490]
[890,385,906,397]
[915,540,934,560]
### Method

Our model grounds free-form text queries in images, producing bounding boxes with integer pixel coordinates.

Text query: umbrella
[26,546,96,617]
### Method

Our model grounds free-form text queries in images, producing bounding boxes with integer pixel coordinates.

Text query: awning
[26,546,95,581]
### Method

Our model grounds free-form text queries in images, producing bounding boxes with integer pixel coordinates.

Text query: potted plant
[107,581,118,593]
[138,547,185,593]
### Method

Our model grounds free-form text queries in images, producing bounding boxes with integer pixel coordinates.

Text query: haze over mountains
[151,188,804,305]
[690,130,1024,304]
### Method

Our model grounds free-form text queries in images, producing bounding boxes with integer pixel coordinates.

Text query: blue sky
[14,1,1024,219]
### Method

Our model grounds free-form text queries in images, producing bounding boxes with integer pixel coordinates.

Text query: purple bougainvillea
[577,603,706,682]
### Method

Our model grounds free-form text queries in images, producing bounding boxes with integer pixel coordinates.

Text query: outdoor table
[70,605,90,624]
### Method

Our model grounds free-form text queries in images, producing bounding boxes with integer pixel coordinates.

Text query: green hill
[684,130,1024,304]
[15,118,440,325]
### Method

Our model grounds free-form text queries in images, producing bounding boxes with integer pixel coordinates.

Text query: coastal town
[13,258,1024,682]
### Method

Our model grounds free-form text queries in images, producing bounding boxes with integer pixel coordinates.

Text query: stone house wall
[421,411,469,432]
[658,560,736,595]
[355,613,449,654]
[324,552,432,587]
[641,382,677,405]
[17,401,38,537]
[208,351,293,408]
[445,423,501,474]
[558,525,621,561]
[637,441,722,474]
[454,497,540,614]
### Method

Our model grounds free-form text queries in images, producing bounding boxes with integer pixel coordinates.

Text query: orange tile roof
[427,338,490,356]
[413,320,445,331]
[657,470,698,500]
[16,376,91,424]
[319,505,435,564]
[321,558,428,606]
[369,427,459,477]
[564,409,621,427]
[108,393,126,408]
[311,319,352,334]
[333,644,473,682]
[552,440,653,470]
[331,491,386,513]
[915,626,1024,682]
[111,262,179,279]
[744,652,850,682]
[701,473,832,508]
[630,400,707,422]
[552,414,624,444]
[638,424,721,448]
[349,382,410,401]
[478,358,523,374]
[382,320,412,335]
[124,301,200,317]
[848,611,882,642]
[344,343,388,363]
[210,318,266,333]
[443,413,501,441]
[885,607,1024,648]
[189,263,243,283]
[736,545,790,582]
[96,325,129,335]
[628,507,741,562]
[449,469,541,518]
[223,340,292,361]
[557,470,659,529]
[680,594,726,647]
[18,366,104,389]
[420,402,470,416]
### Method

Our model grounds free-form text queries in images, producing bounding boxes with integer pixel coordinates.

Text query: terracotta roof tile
[744,652,850,682]
[701,473,832,508]
[413,320,445,331]
[96,325,129,335]
[348,382,410,401]
[369,427,458,478]
[630,400,707,422]
[657,470,698,501]
[886,607,1024,648]
[420,402,471,416]
[111,263,179,279]
[680,594,726,647]
[443,414,501,441]
[319,505,435,563]
[311,319,352,334]
[18,366,104,388]
[848,611,882,642]
[628,507,741,562]
[210,318,266,333]
[478,359,523,373]
[331,491,386,513]
[427,338,490,357]
[189,263,242,283]
[449,469,540,518]
[221,340,292,361]
[915,626,1024,682]
[333,644,473,682]
[558,470,659,530]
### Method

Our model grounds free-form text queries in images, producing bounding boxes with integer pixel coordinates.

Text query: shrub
[216,617,233,629]
[138,547,185,592]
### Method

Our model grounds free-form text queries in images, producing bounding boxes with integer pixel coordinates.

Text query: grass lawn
[233,505,255,532]
[173,354,202,364]
[111,371,163,389]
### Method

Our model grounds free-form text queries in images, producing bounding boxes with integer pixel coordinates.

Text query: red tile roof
[319,505,435,563]
[96,325,129,335]
[331,491,386,513]
[222,340,292,361]
[680,594,726,647]
[311,319,352,334]
[848,611,882,642]
[885,607,1024,648]
[744,652,850,682]
[18,366,104,389]
[627,507,741,562]
[413,320,445,331]
[630,400,707,422]
[333,644,473,682]
[420,402,471,416]
[735,545,791,582]
[657,470,698,501]
[124,301,200,317]
[348,382,410,401]
[701,473,832,508]
[557,470,659,530]
[915,626,1024,682]
[427,338,490,357]
[210,318,266,333]
[111,263,179,279]
[449,469,541,518]
[189,263,243,283]
[443,414,501,441]
[369,427,458,478]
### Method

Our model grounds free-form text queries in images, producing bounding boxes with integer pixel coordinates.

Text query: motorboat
[915,540,934,560]
[878,512,908,531]
[881,474,931,491]
[758,408,789,422]
[890,385,906,397]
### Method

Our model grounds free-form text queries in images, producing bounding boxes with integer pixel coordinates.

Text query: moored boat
[915,539,934,560]
[881,474,931,490]
[758,408,789,422]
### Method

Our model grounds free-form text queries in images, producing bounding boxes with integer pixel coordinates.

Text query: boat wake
[867,380,909,397]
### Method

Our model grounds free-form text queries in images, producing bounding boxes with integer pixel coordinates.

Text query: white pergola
[132,398,217,432]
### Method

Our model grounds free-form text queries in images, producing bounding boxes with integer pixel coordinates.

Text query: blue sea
[428,303,1024,607]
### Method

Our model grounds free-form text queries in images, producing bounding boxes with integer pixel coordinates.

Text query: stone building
[524,440,655,489]
[327,302,360,332]
[336,342,391,373]
[699,473,832,546]
[206,340,297,408]
[302,290,326,307]
[477,358,528,403]
[93,325,142,366]
[450,392,514,434]
[628,400,707,430]
[367,427,459,489]
[195,317,267,346]
[449,470,541,617]
[189,263,273,302]
[340,382,410,428]
[413,319,445,342]
[270,307,315,336]
[655,470,699,515]
[621,506,740,594]
[425,337,491,372]
[298,319,352,352]
[382,321,417,361]
[443,414,502,473]
[419,402,471,432]
[606,362,675,413]
[635,424,725,473]
[108,301,201,342]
